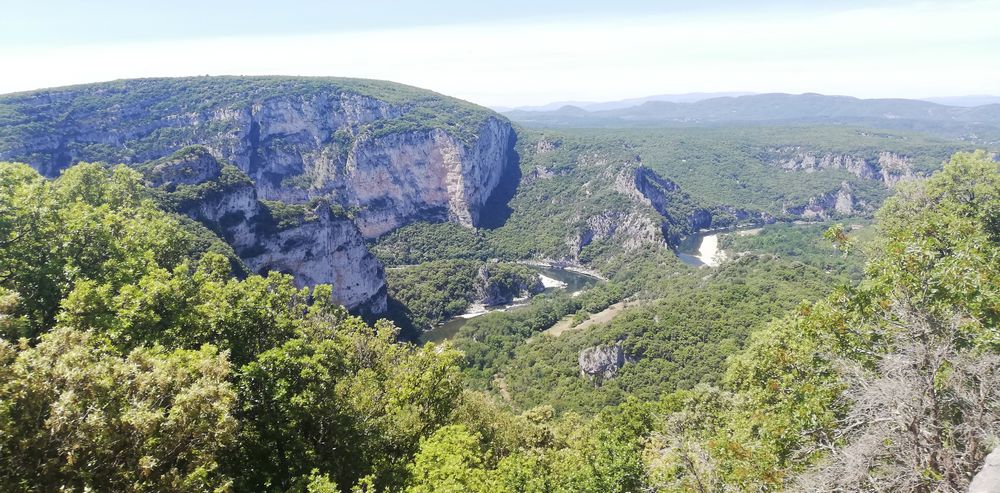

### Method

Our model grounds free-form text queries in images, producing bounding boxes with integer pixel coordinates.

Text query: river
[420,266,600,343]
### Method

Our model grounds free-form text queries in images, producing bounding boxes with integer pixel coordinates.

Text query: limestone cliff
[764,147,916,186]
[0,77,518,239]
[474,263,544,306]
[782,182,868,220]
[244,208,387,314]
[565,210,664,259]
[614,165,771,245]
[143,147,387,315]
[578,341,636,384]
[337,118,515,237]
[0,77,521,314]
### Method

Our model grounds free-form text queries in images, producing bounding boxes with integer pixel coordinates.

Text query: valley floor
[540,298,641,338]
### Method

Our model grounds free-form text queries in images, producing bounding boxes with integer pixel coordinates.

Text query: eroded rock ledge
[144,147,387,315]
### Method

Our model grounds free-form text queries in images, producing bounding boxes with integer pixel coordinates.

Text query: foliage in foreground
[645,151,1000,492]
[0,162,653,492]
[0,150,997,492]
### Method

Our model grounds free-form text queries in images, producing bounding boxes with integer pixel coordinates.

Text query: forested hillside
[1,150,996,492]
[0,73,998,493]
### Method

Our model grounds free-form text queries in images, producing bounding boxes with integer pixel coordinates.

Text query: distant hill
[496,92,756,112]
[503,92,1000,140]
[921,95,1000,107]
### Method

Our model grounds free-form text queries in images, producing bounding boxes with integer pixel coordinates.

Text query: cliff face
[0,77,518,315]
[783,181,865,220]
[195,97,515,237]
[578,341,636,384]
[144,147,387,315]
[474,263,544,306]
[614,165,771,246]
[0,77,518,239]
[565,210,664,259]
[243,211,387,314]
[338,118,514,237]
[765,148,916,186]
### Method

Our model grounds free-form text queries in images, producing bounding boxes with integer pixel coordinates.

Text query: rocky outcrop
[686,209,713,231]
[0,78,522,313]
[474,263,544,306]
[145,147,387,315]
[578,341,633,383]
[626,166,681,211]
[144,147,224,187]
[876,151,916,186]
[0,77,518,240]
[969,446,1000,493]
[338,118,515,237]
[834,182,856,215]
[765,147,915,186]
[234,111,514,238]
[243,209,387,314]
[615,165,769,245]
[534,137,562,154]
[783,182,864,220]
[565,210,664,259]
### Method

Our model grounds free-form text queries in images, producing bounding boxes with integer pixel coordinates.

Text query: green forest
[5,0,1000,485]
[1,149,997,492]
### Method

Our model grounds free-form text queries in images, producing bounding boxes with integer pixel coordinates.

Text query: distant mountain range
[920,95,1000,107]
[501,93,1000,140]
[492,92,757,112]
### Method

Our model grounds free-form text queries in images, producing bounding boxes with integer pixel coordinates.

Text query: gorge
[0,77,519,314]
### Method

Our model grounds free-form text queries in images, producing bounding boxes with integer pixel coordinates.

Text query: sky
[1,0,999,107]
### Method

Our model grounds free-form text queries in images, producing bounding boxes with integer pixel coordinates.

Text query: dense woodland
[1,149,997,492]
[0,69,998,493]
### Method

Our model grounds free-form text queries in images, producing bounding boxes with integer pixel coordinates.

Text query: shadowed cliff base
[477,130,521,229]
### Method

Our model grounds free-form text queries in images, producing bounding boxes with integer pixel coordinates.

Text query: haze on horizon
[2,0,998,108]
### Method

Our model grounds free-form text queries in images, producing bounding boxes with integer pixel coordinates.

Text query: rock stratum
[0,77,519,313]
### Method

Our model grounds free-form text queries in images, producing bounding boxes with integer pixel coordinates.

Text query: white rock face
[565,209,665,260]
[201,96,515,238]
[340,118,514,237]
[834,182,856,215]
[151,149,387,315]
[146,150,223,187]
[0,80,518,315]
[970,446,1000,493]
[766,147,915,186]
[877,151,916,186]
[2,83,517,242]
[783,182,861,220]
[578,342,631,382]
[243,214,387,314]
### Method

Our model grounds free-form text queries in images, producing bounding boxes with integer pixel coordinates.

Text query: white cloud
[2,1,999,106]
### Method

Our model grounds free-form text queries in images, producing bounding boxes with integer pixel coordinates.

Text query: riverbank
[421,265,602,343]
[517,260,608,281]
[677,219,834,268]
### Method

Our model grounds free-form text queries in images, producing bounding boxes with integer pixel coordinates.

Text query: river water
[420,266,600,343]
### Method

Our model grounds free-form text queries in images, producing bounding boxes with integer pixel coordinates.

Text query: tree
[647,151,1000,492]
[797,303,1000,492]
[792,151,1000,491]
[0,328,237,491]
[405,425,492,493]
[234,315,465,491]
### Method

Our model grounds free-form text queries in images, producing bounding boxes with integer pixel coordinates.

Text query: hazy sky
[2,0,998,106]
